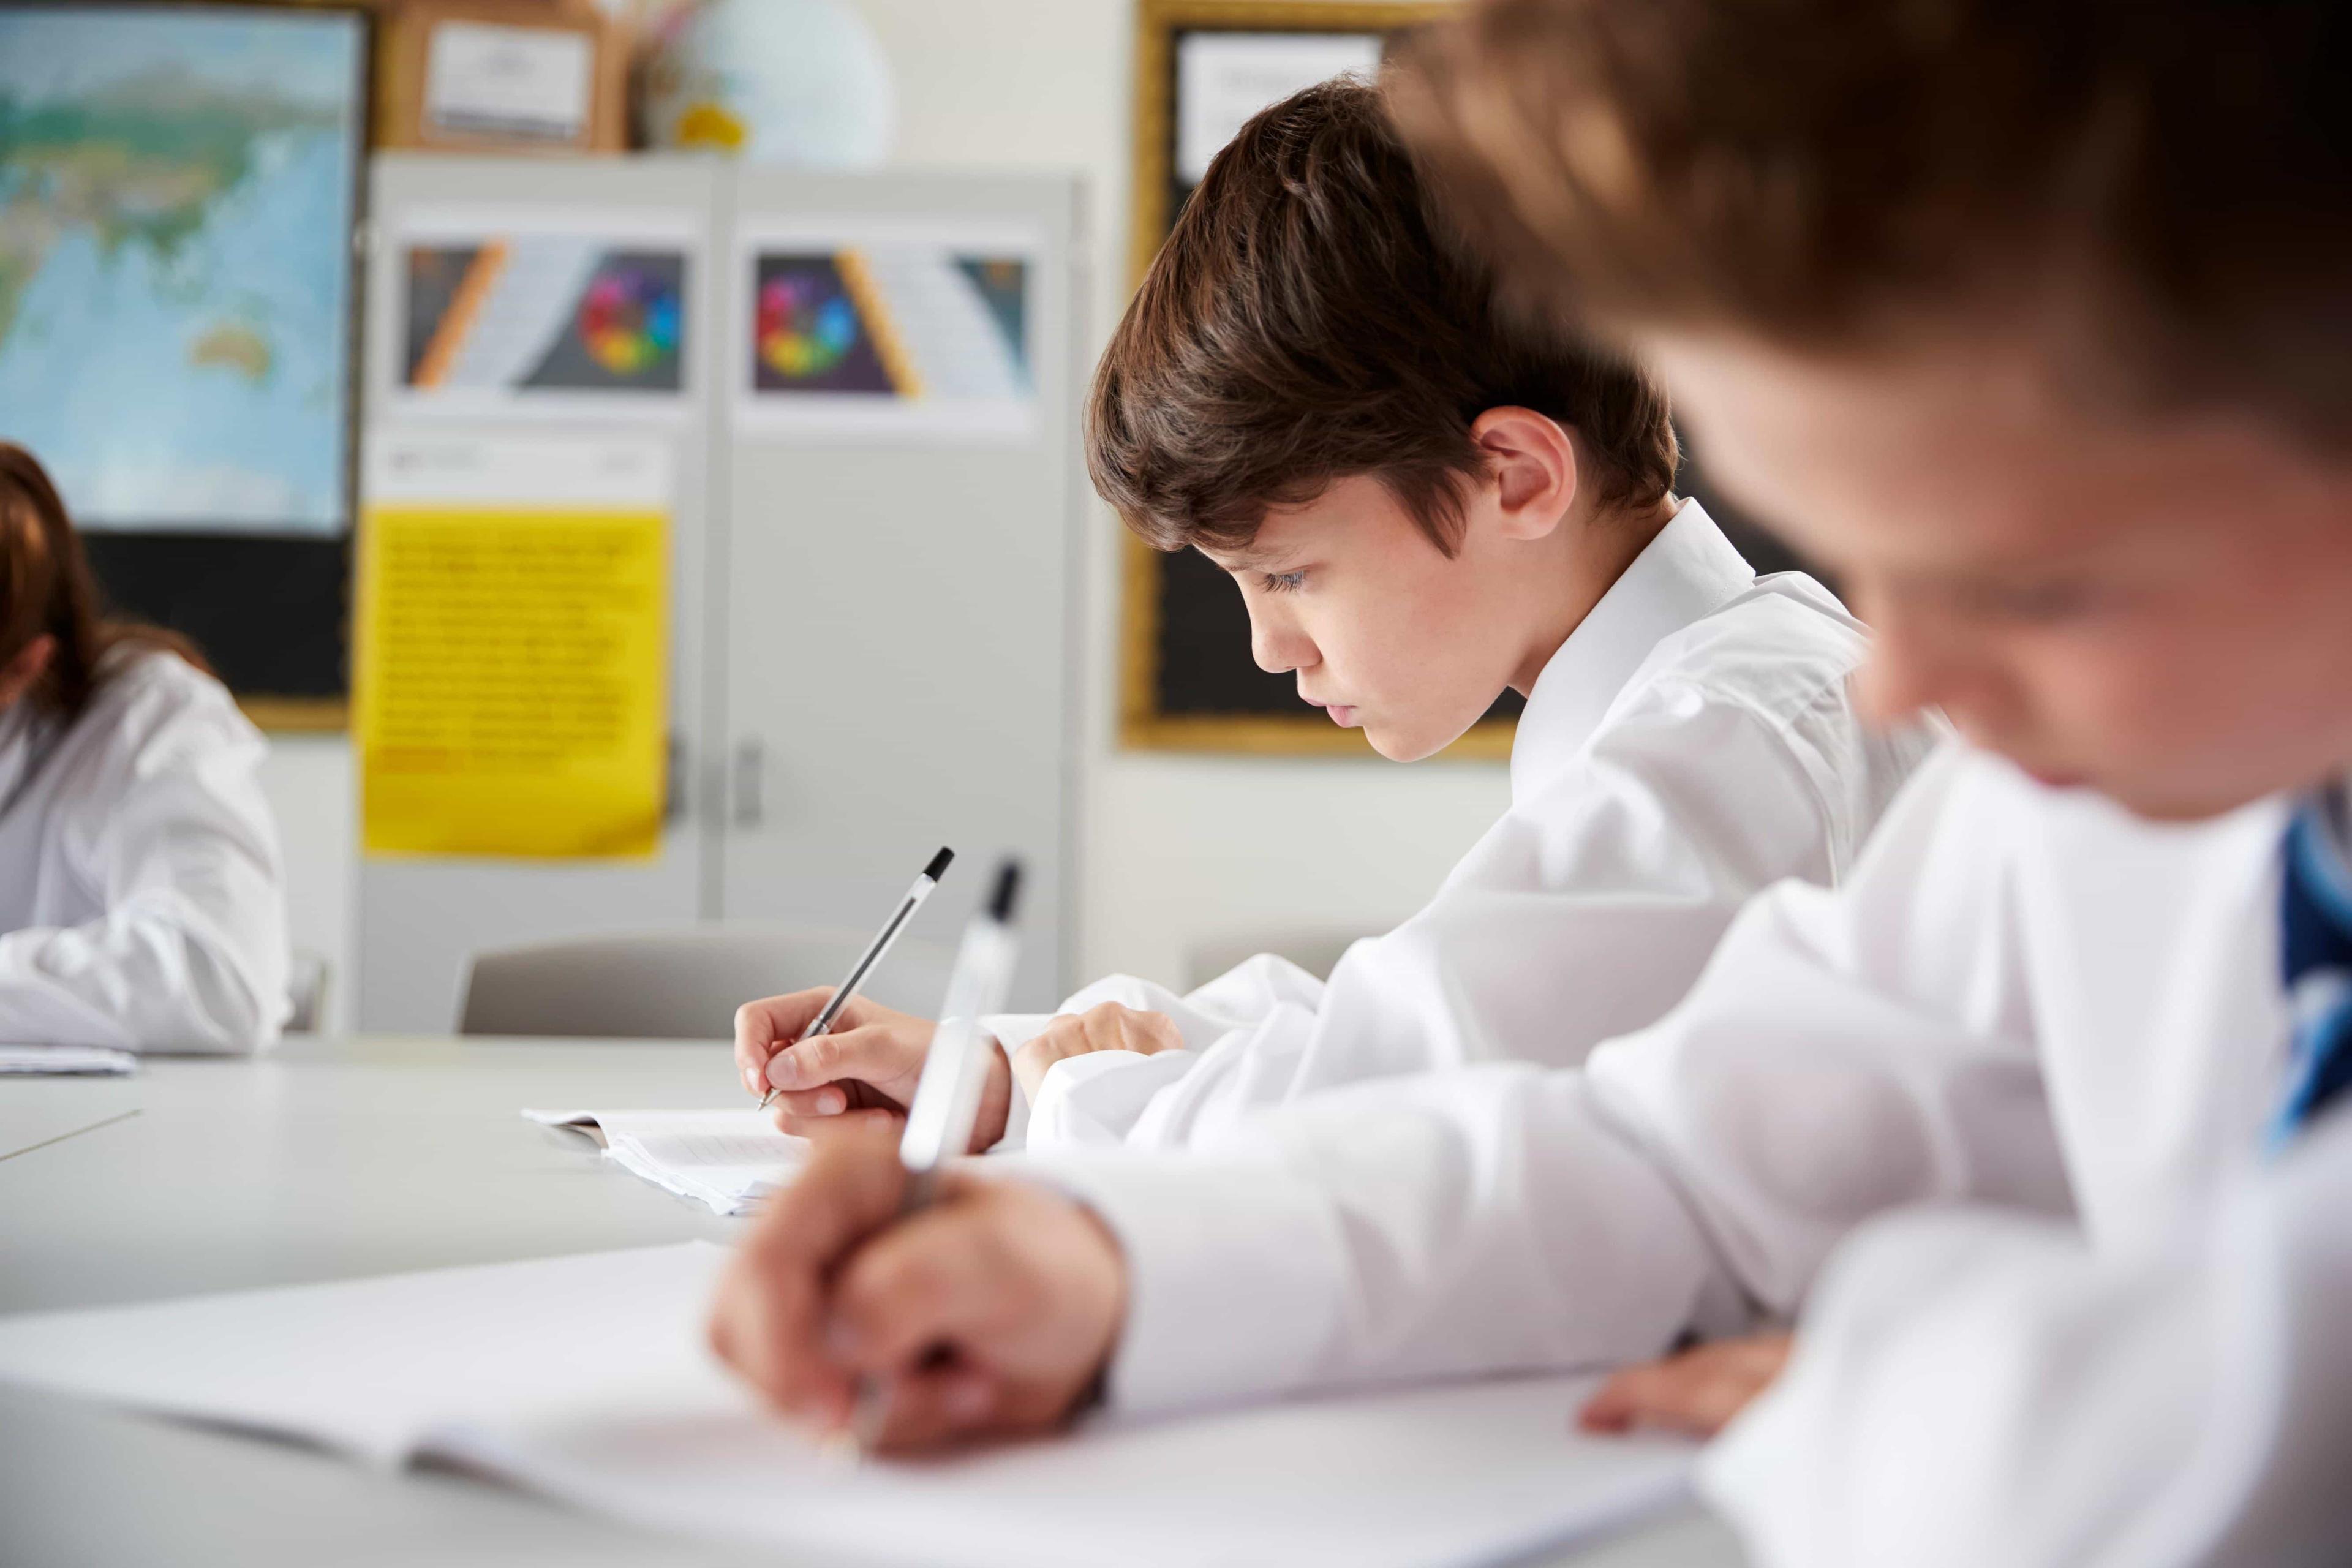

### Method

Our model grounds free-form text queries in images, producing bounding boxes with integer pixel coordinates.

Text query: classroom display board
[392,208,699,419]
[357,157,1079,1031]
[0,2,371,725]
[355,435,671,859]
[734,217,1040,442]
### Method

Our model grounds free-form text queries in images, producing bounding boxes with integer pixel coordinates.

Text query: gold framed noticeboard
[1117,1,1511,760]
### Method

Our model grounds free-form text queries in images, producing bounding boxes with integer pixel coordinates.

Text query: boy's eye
[1975,579,2102,623]
[1259,570,1307,594]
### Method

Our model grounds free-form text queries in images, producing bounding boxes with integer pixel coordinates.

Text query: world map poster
[0,6,364,535]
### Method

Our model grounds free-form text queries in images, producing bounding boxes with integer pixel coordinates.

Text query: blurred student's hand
[708,1121,1127,1453]
[1577,1332,1795,1439]
[1009,1001,1188,1101]
[733,989,1012,1149]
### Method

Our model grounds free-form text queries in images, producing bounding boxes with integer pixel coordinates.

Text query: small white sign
[424,21,592,144]
[365,432,672,511]
[1175,32,1384,184]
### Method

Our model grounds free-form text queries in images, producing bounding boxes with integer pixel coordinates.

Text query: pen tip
[987,859,1023,922]
[924,846,955,882]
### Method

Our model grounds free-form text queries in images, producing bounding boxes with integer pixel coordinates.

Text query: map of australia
[0,8,362,533]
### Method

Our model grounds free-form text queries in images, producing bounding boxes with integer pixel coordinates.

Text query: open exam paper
[524,1107,809,1216]
[0,1242,1694,1568]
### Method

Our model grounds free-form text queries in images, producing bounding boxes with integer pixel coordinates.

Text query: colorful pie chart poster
[737,220,1039,442]
[394,214,695,420]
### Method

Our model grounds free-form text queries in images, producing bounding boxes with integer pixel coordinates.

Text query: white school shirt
[989,498,1940,1152]
[1700,1115,2352,1568]
[0,650,289,1052]
[1700,772,2352,1568]
[1022,742,2341,1561]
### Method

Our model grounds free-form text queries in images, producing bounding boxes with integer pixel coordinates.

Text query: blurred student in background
[733,78,1935,1153]
[0,442,287,1052]
[706,1,2352,1562]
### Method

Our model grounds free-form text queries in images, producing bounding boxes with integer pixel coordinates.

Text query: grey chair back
[285,948,331,1035]
[457,925,955,1040]
[1183,929,1376,992]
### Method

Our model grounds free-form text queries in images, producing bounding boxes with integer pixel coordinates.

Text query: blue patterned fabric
[2269,793,2352,1154]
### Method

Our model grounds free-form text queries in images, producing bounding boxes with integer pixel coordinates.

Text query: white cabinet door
[714,172,1080,1011]
[355,155,722,1033]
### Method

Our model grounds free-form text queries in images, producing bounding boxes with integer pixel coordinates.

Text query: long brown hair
[0,442,209,720]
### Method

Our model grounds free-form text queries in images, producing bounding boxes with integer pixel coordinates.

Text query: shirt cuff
[997,1151,1348,1417]
[1027,1049,1200,1150]
[977,1013,1063,1152]
[982,1011,1060,1057]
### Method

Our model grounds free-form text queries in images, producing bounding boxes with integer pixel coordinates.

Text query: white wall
[264,0,1507,1025]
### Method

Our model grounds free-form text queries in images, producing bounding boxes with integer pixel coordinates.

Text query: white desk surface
[0,1036,1746,1567]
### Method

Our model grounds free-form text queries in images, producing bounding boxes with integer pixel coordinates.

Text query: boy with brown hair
[710,4,2352,1559]
[732,76,1931,1156]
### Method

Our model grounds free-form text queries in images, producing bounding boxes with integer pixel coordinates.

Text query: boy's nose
[1855,623,1945,729]
[1249,616,1315,676]
[1857,606,1997,733]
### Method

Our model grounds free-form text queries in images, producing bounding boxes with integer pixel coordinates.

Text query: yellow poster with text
[356,438,669,859]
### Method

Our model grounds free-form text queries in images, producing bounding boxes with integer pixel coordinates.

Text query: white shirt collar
[1509,497,1756,802]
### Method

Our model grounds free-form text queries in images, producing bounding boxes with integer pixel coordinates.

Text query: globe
[640,0,894,168]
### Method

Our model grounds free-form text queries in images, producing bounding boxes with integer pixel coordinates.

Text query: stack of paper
[0,1243,1694,1568]
[0,1044,137,1076]
[524,1109,808,1216]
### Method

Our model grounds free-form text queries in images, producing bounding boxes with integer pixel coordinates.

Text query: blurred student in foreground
[0,443,287,1051]
[734,77,1933,1153]
[711,1,2352,1561]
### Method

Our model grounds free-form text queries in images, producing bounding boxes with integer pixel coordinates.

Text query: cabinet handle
[733,737,764,828]
[663,733,687,824]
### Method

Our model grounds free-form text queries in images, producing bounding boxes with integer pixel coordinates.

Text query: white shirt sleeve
[987,960,1330,1150]
[0,668,288,1053]
[1022,746,2073,1415]
[1702,1112,2352,1568]
[1028,684,1907,1155]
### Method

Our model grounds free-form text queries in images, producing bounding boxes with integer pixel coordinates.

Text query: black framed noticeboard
[1118,0,1811,760]
[1121,1,1469,758]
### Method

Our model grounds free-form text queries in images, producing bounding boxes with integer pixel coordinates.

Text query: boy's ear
[1469,408,1578,541]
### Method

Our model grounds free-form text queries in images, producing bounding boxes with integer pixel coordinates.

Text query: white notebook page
[524,1109,809,1215]
[0,1243,1693,1568]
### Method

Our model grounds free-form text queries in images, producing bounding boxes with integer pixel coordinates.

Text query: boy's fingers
[830,1204,1022,1374]
[867,1363,1005,1452]
[1133,1010,1185,1055]
[1575,1368,1648,1433]
[709,1233,865,1427]
[767,1025,904,1091]
[744,1123,907,1268]
[734,989,837,1093]
[794,1108,901,1143]
[771,1087,849,1121]
[1578,1360,1728,1436]
[1577,1335,1793,1438]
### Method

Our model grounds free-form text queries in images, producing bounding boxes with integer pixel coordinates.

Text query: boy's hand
[708,1122,1128,1452]
[1577,1332,1795,1439]
[1009,1002,1188,1100]
[733,989,1012,1150]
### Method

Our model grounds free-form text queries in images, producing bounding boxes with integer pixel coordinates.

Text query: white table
[0,1037,1746,1566]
